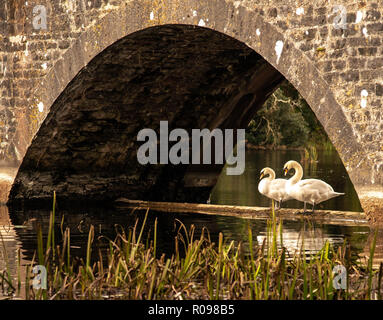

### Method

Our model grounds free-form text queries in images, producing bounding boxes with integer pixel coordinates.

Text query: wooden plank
[115,198,369,226]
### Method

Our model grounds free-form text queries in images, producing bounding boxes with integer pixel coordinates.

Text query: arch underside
[8,25,285,205]
[0,0,379,216]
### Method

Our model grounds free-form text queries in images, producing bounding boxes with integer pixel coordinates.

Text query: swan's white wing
[296,179,343,204]
[270,179,287,189]
[269,179,293,201]
[297,179,334,193]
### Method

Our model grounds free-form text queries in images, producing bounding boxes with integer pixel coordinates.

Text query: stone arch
[7,0,365,206]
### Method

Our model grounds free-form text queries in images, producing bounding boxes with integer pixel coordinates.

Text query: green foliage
[3,208,380,300]
[246,81,331,149]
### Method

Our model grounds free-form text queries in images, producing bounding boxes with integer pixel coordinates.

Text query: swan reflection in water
[256,224,345,256]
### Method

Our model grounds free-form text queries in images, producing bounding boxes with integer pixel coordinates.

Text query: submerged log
[115,198,368,226]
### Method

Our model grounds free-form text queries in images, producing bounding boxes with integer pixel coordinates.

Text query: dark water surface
[0,149,381,298]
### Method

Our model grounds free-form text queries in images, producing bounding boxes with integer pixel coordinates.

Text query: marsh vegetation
[1,201,381,300]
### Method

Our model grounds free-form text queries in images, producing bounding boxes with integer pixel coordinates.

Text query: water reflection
[256,226,341,255]
[210,149,363,212]
[0,202,381,298]
[0,206,19,275]
[4,206,372,267]
[360,228,383,268]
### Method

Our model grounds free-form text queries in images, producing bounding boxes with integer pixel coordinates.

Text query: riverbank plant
[1,200,382,300]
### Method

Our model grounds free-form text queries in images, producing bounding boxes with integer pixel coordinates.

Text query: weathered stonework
[0,0,382,218]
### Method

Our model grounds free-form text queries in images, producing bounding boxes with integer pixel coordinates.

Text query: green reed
[0,231,15,296]
[1,202,383,300]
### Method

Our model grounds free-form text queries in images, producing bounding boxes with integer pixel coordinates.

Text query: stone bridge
[0,0,382,217]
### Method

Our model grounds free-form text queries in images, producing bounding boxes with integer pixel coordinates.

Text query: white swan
[283,160,345,213]
[258,167,292,210]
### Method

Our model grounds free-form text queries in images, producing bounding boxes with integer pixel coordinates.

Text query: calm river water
[211,149,362,212]
[0,149,382,297]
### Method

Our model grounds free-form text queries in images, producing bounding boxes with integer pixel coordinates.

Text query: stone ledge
[358,187,383,224]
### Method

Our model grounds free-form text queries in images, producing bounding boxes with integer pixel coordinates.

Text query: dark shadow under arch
[8,25,286,205]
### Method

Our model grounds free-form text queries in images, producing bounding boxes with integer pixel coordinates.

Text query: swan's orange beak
[260,172,264,180]
[283,167,289,176]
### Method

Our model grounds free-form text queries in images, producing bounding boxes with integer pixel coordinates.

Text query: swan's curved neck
[266,170,275,180]
[289,163,303,184]
[268,171,275,180]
